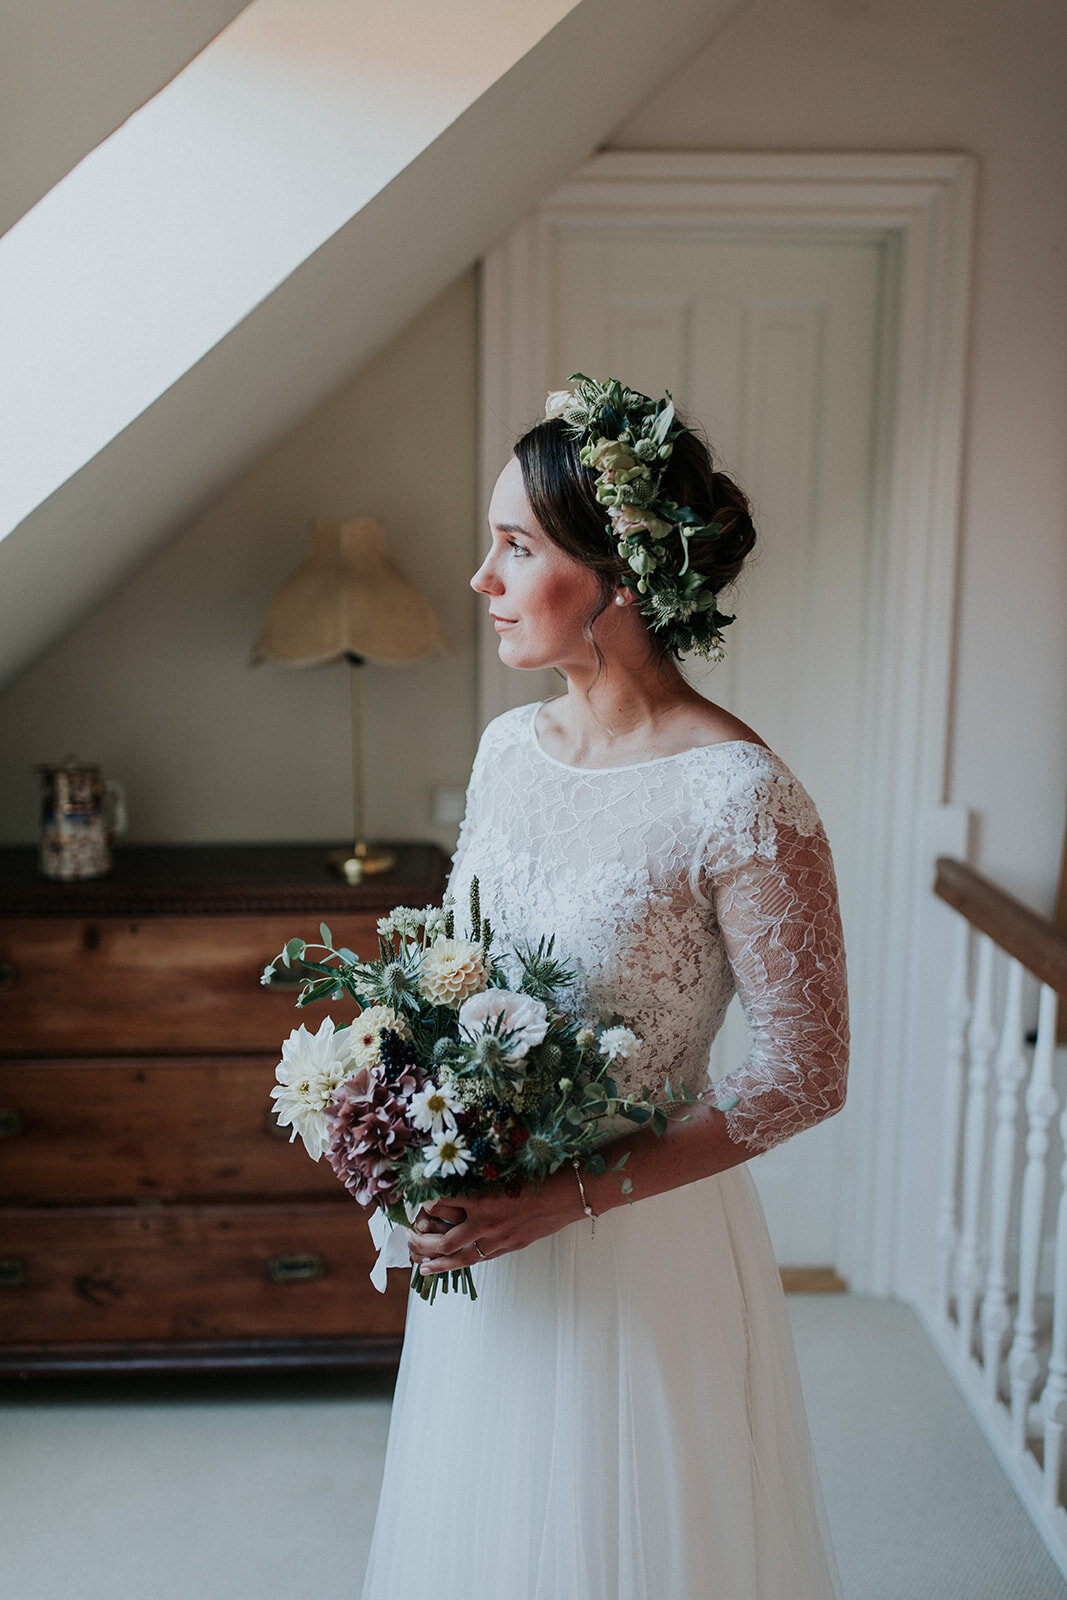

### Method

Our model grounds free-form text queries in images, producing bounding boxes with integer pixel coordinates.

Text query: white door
[495,226,888,1267]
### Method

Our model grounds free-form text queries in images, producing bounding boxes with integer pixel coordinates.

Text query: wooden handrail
[935,857,1067,1001]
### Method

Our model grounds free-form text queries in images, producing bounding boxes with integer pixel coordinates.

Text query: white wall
[0,273,479,851]
[607,0,1067,910]
[0,0,250,236]
[1,0,1063,909]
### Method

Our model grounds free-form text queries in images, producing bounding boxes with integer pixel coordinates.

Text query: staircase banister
[934,857,1067,1001]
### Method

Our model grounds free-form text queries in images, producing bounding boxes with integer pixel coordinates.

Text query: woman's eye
[507,539,530,558]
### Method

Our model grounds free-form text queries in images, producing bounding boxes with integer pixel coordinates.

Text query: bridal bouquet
[264,879,686,1302]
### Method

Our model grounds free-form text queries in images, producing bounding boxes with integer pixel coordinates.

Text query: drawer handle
[0,960,18,990]
[0,1257,27,1289]
[0,1108,23,1140]
[267,1252,325,1285]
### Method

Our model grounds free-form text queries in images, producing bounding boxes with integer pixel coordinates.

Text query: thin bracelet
[572,1158,596,1239]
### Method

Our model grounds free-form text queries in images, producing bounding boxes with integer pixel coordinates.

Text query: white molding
[479,152,976,1295]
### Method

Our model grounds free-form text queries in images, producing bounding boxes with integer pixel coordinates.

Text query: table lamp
[250,517,451,882]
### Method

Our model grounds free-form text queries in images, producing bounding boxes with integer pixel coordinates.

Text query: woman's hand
[407,1171,583,1275]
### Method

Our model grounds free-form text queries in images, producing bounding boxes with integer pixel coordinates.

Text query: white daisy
[422,1130,472,1179]
[409,1080,461,1135]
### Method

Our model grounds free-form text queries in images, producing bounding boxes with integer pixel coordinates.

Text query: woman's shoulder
[685,737,824,845]
[472,702,538,763]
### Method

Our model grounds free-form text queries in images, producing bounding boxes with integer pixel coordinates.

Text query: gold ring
[474,1241,488,1259]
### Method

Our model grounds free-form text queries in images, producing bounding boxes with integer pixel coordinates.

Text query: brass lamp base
[328,843,396,885]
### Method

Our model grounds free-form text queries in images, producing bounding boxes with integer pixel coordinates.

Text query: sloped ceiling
[0,0,750,690]
[0,0,253,236]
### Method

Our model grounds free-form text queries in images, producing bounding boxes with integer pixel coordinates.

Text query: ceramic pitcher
[35,758,127,880]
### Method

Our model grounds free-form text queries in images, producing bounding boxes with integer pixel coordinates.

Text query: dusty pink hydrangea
[324,1062,422,1208]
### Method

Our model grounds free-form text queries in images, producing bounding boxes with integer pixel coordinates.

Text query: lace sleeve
[697,763,849,1155]
[446,722,494,897]
[447,774,479,898]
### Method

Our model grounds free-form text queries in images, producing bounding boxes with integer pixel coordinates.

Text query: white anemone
[458,988,550,1064]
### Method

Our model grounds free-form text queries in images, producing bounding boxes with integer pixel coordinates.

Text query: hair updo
[513,415,756,663]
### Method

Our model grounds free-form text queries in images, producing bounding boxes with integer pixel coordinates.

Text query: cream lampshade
[251,517,451,882]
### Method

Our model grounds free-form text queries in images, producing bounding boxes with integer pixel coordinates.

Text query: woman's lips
[491,614,517,631]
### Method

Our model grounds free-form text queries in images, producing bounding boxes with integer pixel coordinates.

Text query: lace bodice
[448,702,848,1155]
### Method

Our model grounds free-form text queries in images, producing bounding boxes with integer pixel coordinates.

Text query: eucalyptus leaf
[319,922,333,948]
[651,399,675,443]
[298,958,342,978]
[300,977,340,1006]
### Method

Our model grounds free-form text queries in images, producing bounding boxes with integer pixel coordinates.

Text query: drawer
[0,1202,409,1344]
[0,913,380,1055]
[0,1058,341,1204]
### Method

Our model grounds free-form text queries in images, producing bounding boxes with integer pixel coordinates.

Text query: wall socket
[431,787,467,826]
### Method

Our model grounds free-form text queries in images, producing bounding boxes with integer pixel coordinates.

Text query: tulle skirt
[359,1165,843,1600]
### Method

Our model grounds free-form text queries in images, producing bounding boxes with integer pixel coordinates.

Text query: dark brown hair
[513,415,756,663]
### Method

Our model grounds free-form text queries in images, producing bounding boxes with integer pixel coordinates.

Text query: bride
[360,376,848,1600]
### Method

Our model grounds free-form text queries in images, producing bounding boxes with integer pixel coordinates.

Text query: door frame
[478,152,975,1296]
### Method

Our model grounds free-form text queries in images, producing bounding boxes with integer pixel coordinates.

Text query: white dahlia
[458,988,550,1065]
[270,1017,354,1160]
[418,938,488,1009]
[345,1004,412,1069]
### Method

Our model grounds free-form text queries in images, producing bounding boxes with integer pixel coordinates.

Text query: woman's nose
[471,556,502,596]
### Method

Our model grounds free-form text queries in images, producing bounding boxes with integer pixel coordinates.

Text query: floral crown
[543,373,735,662]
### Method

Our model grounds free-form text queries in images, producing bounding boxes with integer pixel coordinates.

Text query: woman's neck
[539,657,710,767]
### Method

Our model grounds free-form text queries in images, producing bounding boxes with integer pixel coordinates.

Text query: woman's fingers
[417,1241,492,1274]
[418,1201,465,1227]
[413,1202,465,1234]
[409,1219,473,1258]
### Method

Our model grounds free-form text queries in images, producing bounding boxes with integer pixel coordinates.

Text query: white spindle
[980,958,1029,1403]
[1009,983,1061,1453]
[956,935,998,1360]
[937,916,971,1320]
[1038,987,1067,1511]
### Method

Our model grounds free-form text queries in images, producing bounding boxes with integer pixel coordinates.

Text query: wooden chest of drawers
[0,843,448,1375]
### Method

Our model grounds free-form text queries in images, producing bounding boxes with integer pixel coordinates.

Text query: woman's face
[471,457,605,673]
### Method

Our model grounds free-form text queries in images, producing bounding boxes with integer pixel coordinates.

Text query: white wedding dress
[359,702,849,1600]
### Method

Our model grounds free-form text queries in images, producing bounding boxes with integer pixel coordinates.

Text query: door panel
[547,230,886,1265]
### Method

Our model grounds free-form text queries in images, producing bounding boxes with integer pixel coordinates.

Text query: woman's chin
[496,632,527,664]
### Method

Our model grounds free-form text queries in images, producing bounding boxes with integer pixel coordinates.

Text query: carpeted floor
[1,1295,1063,1600]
